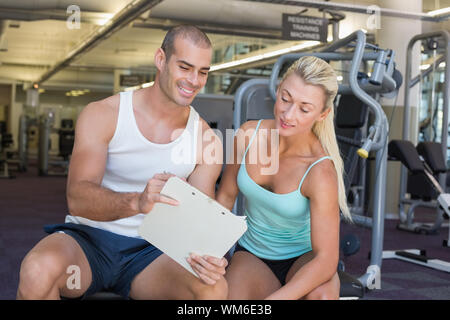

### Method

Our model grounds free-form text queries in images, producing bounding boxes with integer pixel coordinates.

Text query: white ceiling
[0,0,448,90]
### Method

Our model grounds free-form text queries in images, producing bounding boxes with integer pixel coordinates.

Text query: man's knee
[18,251,66,299]
[190,276,228,300]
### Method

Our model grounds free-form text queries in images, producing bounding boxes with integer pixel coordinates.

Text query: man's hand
[187,254,228,285]
[138,173,180,213]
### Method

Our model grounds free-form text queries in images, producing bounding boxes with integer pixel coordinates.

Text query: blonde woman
[216,56,351,300]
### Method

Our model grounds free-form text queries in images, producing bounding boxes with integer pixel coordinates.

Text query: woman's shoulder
[309,156,335,174]
[301,156,337,196]
[239,119,276,131]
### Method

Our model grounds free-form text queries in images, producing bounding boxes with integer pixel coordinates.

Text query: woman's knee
[305,273,340,300]
[306,287,339,300]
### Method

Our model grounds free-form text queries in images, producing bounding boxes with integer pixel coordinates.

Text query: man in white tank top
[17,26,227,300]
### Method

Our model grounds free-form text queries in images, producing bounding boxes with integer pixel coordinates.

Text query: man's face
[158,37,212,107]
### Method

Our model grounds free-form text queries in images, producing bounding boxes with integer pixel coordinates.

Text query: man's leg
[17,233,92,300]
[128,254,227,300]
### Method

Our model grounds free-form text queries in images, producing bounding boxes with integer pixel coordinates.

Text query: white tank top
[65,90,200,238]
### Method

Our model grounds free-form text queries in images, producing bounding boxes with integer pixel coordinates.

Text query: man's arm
[66,97,177,222]
[216,120,256,210]
[186,118,223,197]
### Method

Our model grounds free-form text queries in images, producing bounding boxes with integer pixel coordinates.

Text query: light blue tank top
[237,120,331,260]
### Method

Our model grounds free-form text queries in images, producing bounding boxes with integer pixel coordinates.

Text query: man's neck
[138,85,187,116]
[133,85,190,129]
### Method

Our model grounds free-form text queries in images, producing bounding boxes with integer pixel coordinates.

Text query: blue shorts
[44,223,163,299]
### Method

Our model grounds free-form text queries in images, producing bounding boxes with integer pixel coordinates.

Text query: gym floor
[1,162,449,300]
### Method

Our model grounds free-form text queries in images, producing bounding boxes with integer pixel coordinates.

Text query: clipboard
[138,177,247,277]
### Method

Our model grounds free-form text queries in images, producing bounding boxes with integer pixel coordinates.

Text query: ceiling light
[142,81,154,88]
[427,7,450,16]
[124,85,140,92]
[96,13,114,26]
[210,41,320,72]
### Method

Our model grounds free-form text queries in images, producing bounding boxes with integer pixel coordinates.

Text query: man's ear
[154,48,166,71]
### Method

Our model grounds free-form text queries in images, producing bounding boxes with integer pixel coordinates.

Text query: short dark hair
[160,25,212,60]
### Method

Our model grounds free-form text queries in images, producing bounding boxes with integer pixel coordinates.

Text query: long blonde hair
[281,56,351,221]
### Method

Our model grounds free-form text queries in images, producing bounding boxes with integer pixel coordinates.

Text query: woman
[216,56,351,300]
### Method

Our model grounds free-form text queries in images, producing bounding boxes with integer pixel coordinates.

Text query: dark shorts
[233,243,305,285]
[44,223,163,299]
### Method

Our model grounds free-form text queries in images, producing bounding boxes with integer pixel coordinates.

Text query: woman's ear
[154,48,166,72]
[319,106,331,122]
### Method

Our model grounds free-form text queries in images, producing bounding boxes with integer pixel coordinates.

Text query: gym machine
[384,139,450,272]
[233,30,399,298]
[397,31,450,235]
[38,110,75,176]
[0,121,14,179]
[3,114,32,173]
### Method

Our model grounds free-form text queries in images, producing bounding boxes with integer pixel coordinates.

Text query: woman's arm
[265,159,340,300]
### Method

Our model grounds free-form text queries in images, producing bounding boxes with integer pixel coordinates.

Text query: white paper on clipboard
[138,177,247,277]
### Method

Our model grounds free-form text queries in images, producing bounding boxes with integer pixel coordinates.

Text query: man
[17,25,227,300]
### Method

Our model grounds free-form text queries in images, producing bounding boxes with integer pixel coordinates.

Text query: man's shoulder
[84,93,120,115]
[76,93,121,141]
[193,110,215,133]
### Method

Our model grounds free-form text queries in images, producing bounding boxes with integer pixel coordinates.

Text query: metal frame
[382,249,450,273]
[400,31,450,233]
[233,30,394,291]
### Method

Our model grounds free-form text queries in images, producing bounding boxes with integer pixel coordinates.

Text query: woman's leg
[225,251,281,300]
[285,251,340,300]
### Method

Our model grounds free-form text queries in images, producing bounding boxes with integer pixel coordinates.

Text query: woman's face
[274,73,330,136]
